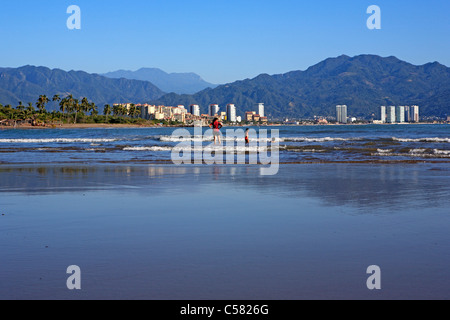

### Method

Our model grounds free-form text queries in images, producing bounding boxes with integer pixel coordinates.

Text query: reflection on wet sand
[1,163,449,210]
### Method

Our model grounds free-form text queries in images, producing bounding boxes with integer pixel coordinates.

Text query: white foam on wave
[123,146,173,151]
[392,137,450,143]
[376,149,393,153]
[281,137,362,142]
[0,138,118,144]
[290,148,324,153]
[409,148,428,154]
[433,149,450,155]
[159,135,280,143]
[123,145,269,153]
[372,149,450,158]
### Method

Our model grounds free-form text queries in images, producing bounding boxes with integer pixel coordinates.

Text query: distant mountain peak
[0,65,165,108]
[151,54,450,119]
[102,68,217,94]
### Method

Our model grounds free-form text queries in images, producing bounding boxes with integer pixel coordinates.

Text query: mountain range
[102,68,217,94]
[150,55,450,119]
[0,66,165,108]
[0,55,449,118]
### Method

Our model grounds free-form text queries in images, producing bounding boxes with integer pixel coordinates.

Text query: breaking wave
[123,145,269,153]
[392,137,450,143]
[0,138,119,144]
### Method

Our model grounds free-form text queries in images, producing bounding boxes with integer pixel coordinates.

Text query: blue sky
[0,0,448,84]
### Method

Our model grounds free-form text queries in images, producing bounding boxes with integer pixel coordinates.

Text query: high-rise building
[226,104,237,122]
[380,106,386,123]
[190,104,200,117]
[387,106,396,123]
[256,103,265,118]
[405,106,411,122]
[411,105,419,122]
[396,106,405,123]
[336,105,348,124]
[209,104,220,117]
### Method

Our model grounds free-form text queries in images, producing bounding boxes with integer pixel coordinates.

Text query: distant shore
[0,123,170,130]
[0,121,447,130]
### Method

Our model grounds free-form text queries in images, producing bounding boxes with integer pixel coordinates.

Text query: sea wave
[433,149,450,155]
[372,148,450,158]
[376,149,393,153]
[159,135,279,143]
[392,137,450,143]
[0,138,119,144]
[123,145,269,153]
[281,137,363,142]
[123,146,173,151]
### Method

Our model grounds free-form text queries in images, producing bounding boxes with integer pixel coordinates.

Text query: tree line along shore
[0,94,174,128]
[0,94,270,129]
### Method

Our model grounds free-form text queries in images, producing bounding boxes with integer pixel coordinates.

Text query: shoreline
[0,122,447,130]
[0,123,162,130]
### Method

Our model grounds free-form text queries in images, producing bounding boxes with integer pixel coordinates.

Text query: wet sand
[0,163,449,300]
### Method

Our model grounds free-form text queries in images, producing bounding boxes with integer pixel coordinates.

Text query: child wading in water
[245,128,250,144]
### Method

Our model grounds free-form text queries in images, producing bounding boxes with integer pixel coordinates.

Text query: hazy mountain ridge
[0,65,165,108]
[1,55,449,118]
[102,68,217,94]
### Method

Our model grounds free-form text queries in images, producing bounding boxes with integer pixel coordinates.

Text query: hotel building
[190,104,200,117]
[380,106,386,123]
[226,104,237,123]
[387,106,396,123]
[256,103,265,118]
[396,106,405,123]
[209,104,220,117]
[336,105,348,124]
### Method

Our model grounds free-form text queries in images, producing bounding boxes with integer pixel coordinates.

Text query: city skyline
[0,1,449,84]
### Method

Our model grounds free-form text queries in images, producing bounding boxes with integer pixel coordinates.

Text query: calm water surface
[0,163,449,300]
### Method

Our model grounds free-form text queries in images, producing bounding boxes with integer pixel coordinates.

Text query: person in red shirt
[210,118,223,145]
[245,128,250,144]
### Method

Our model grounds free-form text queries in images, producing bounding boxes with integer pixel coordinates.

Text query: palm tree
[52,95,62,123]
[71,98,81,124]
[121,105,129,117]
[81,97,90,114]
[16,101,25,112]
[23,103,33,125]
[36,95,49,114]
[26,102,34,112]
[132,106,141,119]
[60,94,76,122]
[89,103,98,116]
[52,94,61,103]
[15,102,26,123]
[104,104,111,117]
[113,104,122,117]
[59,95,70,120]
[129,104,141,119]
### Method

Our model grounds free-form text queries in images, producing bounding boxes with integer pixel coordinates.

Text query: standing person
[210,117,223,145]
[245,128,250,145]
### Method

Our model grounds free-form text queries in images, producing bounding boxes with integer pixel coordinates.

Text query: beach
[1,163,449,300]
[0,125,449,300]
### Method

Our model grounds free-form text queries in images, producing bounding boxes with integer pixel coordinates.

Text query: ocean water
[0,124,449,164]
[0,124,449,300]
